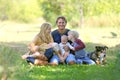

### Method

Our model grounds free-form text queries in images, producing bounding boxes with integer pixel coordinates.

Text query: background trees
[0,0,120,27]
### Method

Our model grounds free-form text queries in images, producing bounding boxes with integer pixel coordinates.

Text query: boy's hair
[68,30,79,38]
[61,35,68,40]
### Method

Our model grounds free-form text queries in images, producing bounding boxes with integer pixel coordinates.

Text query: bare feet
[21,54,29,59]
[48,62,58,66]
[68,61,76,65]
[34,59,48,66]
[36,54,48,61]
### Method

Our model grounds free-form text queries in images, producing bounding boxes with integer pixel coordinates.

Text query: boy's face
[61,37,67,44]
[68,33,73,40]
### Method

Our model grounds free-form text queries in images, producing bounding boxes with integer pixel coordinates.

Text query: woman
[22,22,60,66]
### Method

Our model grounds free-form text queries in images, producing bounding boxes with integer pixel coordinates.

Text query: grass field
[0,21,120,80]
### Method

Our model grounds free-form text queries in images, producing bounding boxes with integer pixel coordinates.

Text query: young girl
[21,22,60,66]
[67,30,95,65]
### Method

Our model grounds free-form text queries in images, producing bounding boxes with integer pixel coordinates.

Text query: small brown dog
[89,46,108,65]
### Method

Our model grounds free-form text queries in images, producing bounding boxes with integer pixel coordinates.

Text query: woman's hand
[34,46,40,51]
[29,46,39,52]
[71,47,75,51]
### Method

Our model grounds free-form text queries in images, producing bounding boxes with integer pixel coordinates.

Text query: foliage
[40,0,62,25]
[40,0,120,27]
[0,0,42,22]
[0,0,120,26]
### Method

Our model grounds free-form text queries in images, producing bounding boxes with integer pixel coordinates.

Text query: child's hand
[60,57,65,62]
[64,46,70,52]
[64,52,69,57]
[71,47,75,51]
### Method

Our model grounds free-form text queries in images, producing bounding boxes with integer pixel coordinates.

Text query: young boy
[59,35,74,64]
[50,35,76,65]
[68,30,95,65]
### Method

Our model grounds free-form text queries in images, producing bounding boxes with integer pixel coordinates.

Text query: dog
[88,46,108,65]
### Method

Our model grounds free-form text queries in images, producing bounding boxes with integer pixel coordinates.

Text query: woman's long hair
[38,22,53,43]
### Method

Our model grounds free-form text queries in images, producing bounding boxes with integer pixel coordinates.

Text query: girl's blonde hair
[38,22,53,43]
[68,30,79,38]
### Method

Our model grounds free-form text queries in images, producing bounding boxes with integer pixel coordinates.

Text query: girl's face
[57,18,66,30]
[68,32,73,40]
[46,27,51,34]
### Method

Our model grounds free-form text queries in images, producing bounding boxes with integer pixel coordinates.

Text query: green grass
[0,21,120,80]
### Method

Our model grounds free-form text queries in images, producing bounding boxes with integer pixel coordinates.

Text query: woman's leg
[76,59,83,64]
[82,57,96,65]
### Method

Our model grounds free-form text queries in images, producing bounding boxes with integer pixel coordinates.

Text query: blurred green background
[0,0,120,27]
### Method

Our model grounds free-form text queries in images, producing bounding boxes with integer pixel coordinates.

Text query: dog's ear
[95,46,102,51]
[104,46,108,49]
[95,46,99,50]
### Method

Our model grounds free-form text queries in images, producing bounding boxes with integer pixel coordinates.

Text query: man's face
[57,18,66,30]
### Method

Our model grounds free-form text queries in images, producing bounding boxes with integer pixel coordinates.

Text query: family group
[21,16,96,66]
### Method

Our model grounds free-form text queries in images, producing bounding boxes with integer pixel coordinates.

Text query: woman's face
[57,18,66,30]
[46,27,51,34]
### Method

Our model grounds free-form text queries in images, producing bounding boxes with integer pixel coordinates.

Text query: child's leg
[76,59,83,64]
[82,57,96,65]
[66,54,76,65]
